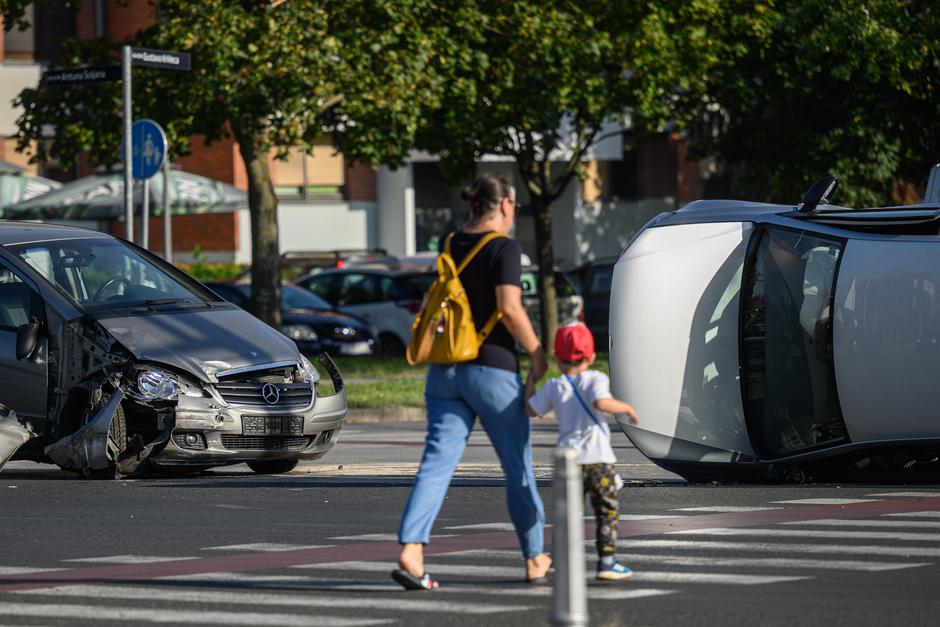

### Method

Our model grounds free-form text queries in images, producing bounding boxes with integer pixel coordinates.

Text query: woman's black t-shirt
[447,230,522,373]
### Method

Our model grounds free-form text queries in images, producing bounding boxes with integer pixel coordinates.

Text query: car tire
[247,459,300,474]
[377,333,406,357]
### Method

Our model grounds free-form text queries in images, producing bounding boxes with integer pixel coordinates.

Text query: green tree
[10,0,450,327]
[690,0,940,207]
[417,0,765,343]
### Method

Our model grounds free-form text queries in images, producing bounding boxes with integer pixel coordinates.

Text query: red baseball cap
[554,323,594,362]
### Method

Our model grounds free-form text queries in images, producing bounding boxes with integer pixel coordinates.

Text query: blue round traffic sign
[131,119,167,180]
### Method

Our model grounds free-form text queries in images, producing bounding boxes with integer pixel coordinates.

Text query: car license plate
[242,416,304,436]
[339,341,372,356]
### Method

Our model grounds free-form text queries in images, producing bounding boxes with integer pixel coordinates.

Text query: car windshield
[8,238,215,312]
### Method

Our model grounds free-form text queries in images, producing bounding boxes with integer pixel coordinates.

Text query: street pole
[141,178,150,249]
[163,158,172,263]
[550,447,588,627]
[122,45,133,243]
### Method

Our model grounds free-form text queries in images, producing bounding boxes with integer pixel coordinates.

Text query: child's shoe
[596,559,634,580]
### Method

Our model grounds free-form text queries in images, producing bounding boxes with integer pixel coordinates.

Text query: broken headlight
[137,369,179,400]
[298,354,321,384]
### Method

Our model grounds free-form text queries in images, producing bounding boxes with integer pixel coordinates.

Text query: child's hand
[626,408,639,426]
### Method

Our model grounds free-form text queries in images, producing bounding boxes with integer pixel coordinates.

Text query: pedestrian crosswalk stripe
[780,518,940,529]
[293,560,806,585]
[327,534,456,542]
[884,511,940,518]
[0,567,60,575]
[0,602,389,626]
[15,584,536,615]
[63,555,195,564]
[202,543,330,552]
[434,548,923,572]
[867,492,940,498]
[618,538,940,557]
[443,523,516,531]
[770,498,880,505]
[610,554,925,572]
[673,506,782,513]
[672,527,940,542]
[161,572,313,583]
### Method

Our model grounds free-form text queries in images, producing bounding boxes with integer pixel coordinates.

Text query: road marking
[202,544,330,552]
[0,568,59,575]
[63,555,195,564]
[15,584,536,615]
[443,523,516,531]
[609,515,685,521]
[780,518,940,529]
[327,534,456,542]
[161,572,313,583]
[867,492,940,498]
[290,581,674,601]
[673,506,782,513]
[770,498,880,505]
[611,553,925,572]
[884,511,940,519]
[0,602,388,626]
[424,549,922,572]
[671,527,940,542]
[618,538,940,557]
[294,560,805,585]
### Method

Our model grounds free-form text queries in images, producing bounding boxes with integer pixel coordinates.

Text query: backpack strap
[444,231,508,343]
[563,373,611,434]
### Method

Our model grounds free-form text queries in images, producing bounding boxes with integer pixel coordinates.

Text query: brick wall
[0,16,5,62]
[106,0,156,42]
[345,161,376,201]
[176,135,249,191]
[111,212,239,253]
[675,136,703,206]
[75,1,96,39]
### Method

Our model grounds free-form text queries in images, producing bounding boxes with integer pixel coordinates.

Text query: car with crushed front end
[0,222,347,477]
[610,176,940,483]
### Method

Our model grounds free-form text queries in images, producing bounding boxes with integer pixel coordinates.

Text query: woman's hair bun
[460,186,477,202]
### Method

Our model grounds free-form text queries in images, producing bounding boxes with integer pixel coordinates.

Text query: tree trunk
[233,124,282,329]
[531,191,558,348]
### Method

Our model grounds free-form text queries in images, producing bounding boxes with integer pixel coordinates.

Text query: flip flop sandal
[391,569,439,591]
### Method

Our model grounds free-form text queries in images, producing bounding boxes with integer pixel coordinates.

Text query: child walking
[525,323,639,580]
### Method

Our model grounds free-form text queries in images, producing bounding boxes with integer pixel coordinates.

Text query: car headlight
[332,326,358,339]
[282,324,319,341]
[299,354,321,384]
[137,369,179,400]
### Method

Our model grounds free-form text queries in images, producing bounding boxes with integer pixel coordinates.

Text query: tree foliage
[11,0,451,326]
[690,0,940,207]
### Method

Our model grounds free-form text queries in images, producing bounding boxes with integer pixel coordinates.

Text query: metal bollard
[550,446,588,627]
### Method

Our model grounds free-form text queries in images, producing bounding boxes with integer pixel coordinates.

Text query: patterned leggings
[582,463,619,556]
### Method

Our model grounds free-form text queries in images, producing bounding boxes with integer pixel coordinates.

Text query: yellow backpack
[406,232,506,365]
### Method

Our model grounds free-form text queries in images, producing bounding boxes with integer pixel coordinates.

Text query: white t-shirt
[528,370,617,464]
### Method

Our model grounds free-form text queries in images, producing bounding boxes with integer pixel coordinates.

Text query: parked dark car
[206,283,376,357]
[294,269,435,356]
[567,259,617,350]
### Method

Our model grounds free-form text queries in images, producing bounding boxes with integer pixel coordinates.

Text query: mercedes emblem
[249,350,259,358]
[261,382,280,405]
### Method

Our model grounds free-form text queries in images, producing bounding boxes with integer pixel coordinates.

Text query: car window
[281,286,331,310]
[383,276,419,301]
[337,273,378,305]
[587,265,614,296]
[10,239,213,312]
[0,266,38,330]
[520,272,576,298]
[209,284,248,307]
[300,274,338,302]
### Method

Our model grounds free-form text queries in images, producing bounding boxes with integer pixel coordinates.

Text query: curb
[345,407,427,423]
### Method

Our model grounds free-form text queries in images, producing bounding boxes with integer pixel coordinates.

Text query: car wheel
[377,333,406,357]
[79,403,127,480]
[247,459,300,474]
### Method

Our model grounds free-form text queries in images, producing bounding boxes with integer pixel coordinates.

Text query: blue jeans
[398,363,545,559]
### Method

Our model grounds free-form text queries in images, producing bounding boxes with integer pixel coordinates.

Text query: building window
[274,144,345,201]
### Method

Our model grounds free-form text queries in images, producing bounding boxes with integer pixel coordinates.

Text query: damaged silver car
[0,223,346,478]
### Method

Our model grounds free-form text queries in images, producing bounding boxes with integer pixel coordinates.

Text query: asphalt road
[2,423,940,626]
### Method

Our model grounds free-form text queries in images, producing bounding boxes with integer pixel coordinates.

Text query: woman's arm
[495,284,547,383]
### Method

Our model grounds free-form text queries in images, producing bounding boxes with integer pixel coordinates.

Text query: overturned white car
[610,173,940,481]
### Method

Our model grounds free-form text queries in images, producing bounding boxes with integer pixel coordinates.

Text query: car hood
[97,307,300,382]
[283,308,369,328]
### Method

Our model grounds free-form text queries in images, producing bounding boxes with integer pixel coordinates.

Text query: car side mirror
[16,322,40,361]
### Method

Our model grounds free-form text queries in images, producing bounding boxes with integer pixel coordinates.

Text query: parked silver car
[0,223,346,477]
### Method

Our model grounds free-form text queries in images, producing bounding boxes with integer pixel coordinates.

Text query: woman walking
[392,173,551,590]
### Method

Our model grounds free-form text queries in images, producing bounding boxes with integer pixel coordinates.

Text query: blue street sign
[131,119,167,180]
